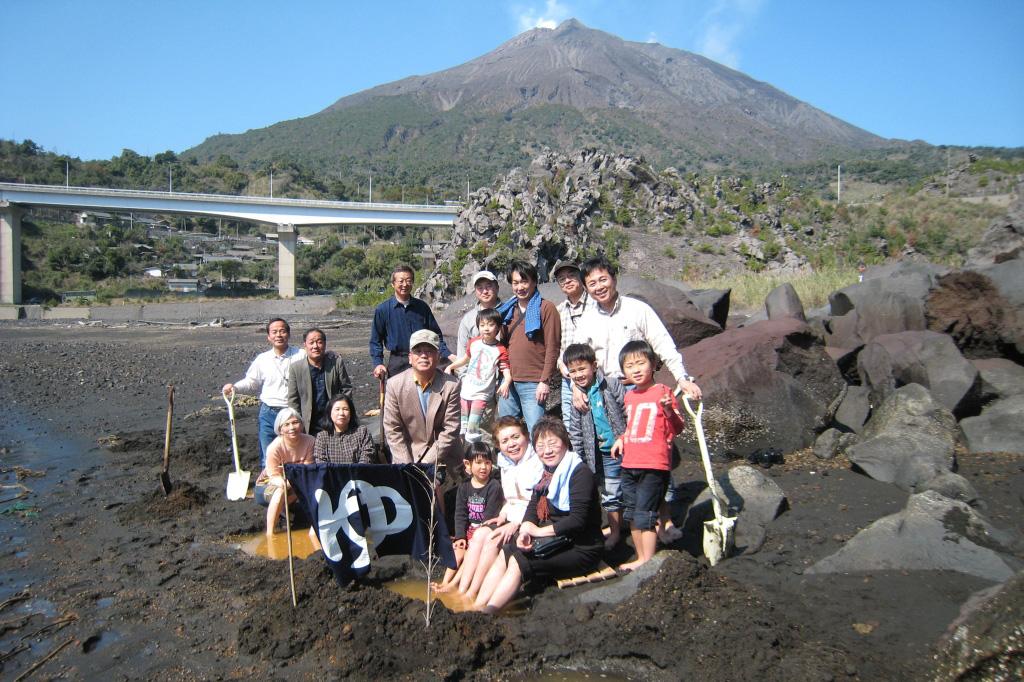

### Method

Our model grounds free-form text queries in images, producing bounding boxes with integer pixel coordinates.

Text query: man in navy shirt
[370,264,450,378]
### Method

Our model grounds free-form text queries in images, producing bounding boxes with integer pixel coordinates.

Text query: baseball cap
[552,260,580,279]
[409,329,440,350]
[472,270,498,284]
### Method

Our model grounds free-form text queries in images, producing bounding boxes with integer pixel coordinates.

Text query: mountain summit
[188,19,887,186]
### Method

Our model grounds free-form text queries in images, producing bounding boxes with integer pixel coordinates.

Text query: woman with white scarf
[473,416,604,613]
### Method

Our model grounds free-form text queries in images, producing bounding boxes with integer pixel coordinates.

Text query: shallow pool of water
[384,577,480,613]
[235,530,320,560]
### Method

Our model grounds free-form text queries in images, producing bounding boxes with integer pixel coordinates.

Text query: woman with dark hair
[473,416,603,613]
[313,395,375,464]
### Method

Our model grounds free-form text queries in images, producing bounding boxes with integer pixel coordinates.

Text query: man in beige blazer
[382,329,461,467]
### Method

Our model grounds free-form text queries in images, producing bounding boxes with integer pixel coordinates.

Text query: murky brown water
[236,530,319,560]
[384,577,480,613]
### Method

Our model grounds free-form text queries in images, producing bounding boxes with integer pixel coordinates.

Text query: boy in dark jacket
[564,343,627,549]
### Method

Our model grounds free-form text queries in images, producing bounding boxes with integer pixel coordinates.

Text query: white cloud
[515,0,573,33]
[646,31,659,44]
[695,0,763,69]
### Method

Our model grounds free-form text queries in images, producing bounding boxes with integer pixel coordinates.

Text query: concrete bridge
[0,183,460,303]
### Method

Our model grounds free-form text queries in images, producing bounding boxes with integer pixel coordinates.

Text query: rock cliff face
[418,147,807,303]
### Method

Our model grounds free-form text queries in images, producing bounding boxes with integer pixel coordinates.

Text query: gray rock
[834,384,871,433]
[838,431,860,452]
[683,287,731,329]
[764,282,806,322]
[847,383,958,491]
[975,258,1024,309]
[806,491,1018,582]
[972,358,1024,401]
[825,265,942,347]
[813,428,842,460]
[683,465,787,554]
[959,395,1024,453]
[857,330,981,416]
[964,188,1024,267]
[919,472,980,506]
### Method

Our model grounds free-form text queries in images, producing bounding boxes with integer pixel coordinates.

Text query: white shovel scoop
[224,390,250,501]
[681,395,736,566]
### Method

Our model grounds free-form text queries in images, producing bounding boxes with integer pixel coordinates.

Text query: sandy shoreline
[0,320,1020,679]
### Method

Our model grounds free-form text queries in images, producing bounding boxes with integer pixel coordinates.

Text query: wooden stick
[13,636,75,682]
[283,479,297,608]
[0,642,30,664]
[0,593,29,612]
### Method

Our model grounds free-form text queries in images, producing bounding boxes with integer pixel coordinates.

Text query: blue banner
[284,463,456,585]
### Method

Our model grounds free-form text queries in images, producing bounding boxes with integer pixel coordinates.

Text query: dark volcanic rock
[933,569,1024,681]
[678,287,731,329]
[681,318,844,456]
[847,383,958,492]
[926,270,1024,361]
[972,357,1024,402]
[833,384,872,433]
[806,491,1019,582]
[857,330,981,417]
[764,282,806,322]
[959,395,1024,454]
[965,188,1024,267]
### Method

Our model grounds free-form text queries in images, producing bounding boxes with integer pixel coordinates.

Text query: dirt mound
[105,415,260,476]
[238,559,509,678]
[927,271,1024,362]
[237,552,853,680]
[118,481,210,523]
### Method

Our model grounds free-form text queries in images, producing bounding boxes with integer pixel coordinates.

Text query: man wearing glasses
[370,264,450,379]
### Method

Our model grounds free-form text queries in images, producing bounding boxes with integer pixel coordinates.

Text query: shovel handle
[223,390,243,474]
[163,385,174,472]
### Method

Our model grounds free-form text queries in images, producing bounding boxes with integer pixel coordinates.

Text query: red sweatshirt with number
[622,384,685,471]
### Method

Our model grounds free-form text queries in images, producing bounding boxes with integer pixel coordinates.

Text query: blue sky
[4,0,1022,160]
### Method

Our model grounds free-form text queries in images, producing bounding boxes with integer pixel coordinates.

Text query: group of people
[221,255,702,612]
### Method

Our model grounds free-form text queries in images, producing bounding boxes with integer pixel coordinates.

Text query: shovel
[224,389,250,501]
[159,385,174,495]
[681,394,736,566]
[377,372,391,464]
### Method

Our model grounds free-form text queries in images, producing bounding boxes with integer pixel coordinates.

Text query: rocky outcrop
[681,319,845,456]
[964,189,1024,266]
[806,491,1019,582]
[764,282,806,322]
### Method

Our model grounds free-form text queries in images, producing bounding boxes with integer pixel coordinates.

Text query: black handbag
[531,534,573,559]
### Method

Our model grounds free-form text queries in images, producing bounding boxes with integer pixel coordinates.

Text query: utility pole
[946,148,951,198]
[270,169,274,199]
[169,167,173,193]
[65,160,69,187]
[837,164,842,203]
[369,173,373,202]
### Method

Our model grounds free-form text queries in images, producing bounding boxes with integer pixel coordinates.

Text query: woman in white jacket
[443,416,543,598]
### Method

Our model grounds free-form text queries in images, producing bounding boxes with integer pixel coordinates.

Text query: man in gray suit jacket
[287,328,352,436]
[382,329,461,467]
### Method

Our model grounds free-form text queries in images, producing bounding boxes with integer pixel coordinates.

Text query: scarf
[533,450,583,521]
[497,289,543,340]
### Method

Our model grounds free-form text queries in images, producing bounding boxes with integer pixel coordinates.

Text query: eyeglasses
[409,347,436,356]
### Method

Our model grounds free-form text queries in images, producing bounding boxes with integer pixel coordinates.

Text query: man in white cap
[450,270,502,366]
[382,329,461,467]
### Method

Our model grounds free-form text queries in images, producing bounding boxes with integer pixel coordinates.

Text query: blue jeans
[498,381,546,436]
[257,403,282,469]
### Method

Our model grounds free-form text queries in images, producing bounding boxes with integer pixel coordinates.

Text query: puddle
[384,578,481,613]
[235,530,319,560]
[96,596,116,609]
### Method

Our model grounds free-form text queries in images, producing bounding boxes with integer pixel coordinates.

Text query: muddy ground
[0,318,1021,680]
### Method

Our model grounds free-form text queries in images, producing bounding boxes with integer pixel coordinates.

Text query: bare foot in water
[430,581,455,593]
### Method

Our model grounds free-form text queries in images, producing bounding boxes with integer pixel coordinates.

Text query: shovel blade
[702,516,736,567]
[159,472,173,496]
[226,470,251,501]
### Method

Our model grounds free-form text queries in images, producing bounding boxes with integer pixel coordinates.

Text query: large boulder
[806,491,1019,582]
[973,257,1024,309]
[682,465,787,554]
[972,358,1024,402]
[682,287,731,329]
[825,262,948,348]
[926,270,1024,361]
[846,383,958,492]
[857,330,981,417]
[681,319,845,456]
[959,395,1024,453]
[833,384,872,433]
[764,282,806,322]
